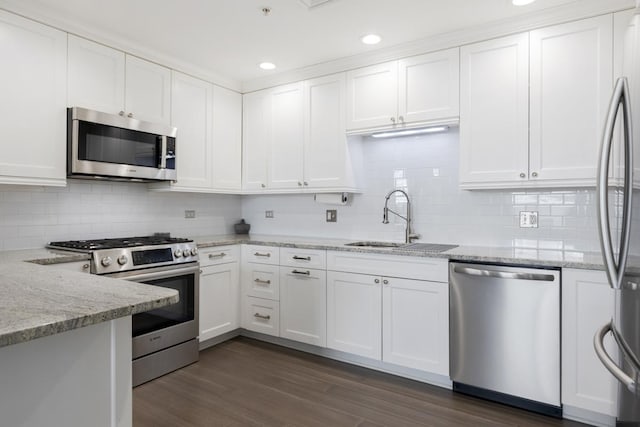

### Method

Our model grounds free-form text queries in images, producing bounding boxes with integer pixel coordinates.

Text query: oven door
[107,263,199,359]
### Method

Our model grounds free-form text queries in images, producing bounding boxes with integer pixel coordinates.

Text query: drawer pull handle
[292,270,311,275]
[292,256,311,261]
[254,313,271,320]
[208,253,227,259]
[254,278,271,285]
[254,252,271,257]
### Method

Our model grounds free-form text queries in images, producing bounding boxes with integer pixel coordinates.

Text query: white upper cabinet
[346,48,460,132]
[304,73,360,190]
[212,85,242,191]
[459,33,530,186]
[0,10,67,186]
[242,90,270,191]
[170,71,214,189]
[269,82,305,189]
[529,15,613,184]
[242,72,361,193]
[68,35,125,114]
[124,55,171,125]
[460,15,613,189]
[68,35,171,125]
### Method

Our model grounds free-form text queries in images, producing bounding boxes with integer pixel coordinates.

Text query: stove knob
[174,249,183,258]
[190,247,198,256]
[117,255,128,266]
[101,256,112,267]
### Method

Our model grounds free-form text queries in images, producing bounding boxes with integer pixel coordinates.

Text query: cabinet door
[346,61,398,130]
[242,90,270,190]
[382,277,449,375]
[124,55,171,125]
[398,48,460,124]
[0,11,67,185]
[171,71,213,189]
[200,262,239,342]
[279,267,327,346]
[68,34,125,114]
[212,85,242,190]
[459,33,529,186]
[326,271,381,359]
[304,73,351,189]
[530,15,613,183]
[268,83,304,189]
[562,269,617,416]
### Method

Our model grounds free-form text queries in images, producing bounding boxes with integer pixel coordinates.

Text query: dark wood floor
[133,337,587,427]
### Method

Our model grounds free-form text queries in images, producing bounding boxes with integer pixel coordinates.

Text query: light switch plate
[519,211,538,228]
[326,209,337,222]
[265,210,274,218]
[184,210,196,219]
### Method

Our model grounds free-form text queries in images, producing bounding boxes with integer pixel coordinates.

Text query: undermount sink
[344,241,405,248]
[344,241,458,253]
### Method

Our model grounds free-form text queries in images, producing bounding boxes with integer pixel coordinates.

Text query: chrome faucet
[382,189,420,243]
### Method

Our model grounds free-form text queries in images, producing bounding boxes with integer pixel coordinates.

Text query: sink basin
[344,241,405,248]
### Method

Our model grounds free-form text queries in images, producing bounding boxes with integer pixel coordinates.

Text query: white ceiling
[0,0,627,85]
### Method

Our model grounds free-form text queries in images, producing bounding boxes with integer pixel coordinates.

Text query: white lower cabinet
[326,271,382,359]
[241,245,281,336]
[199,246,239,342]
[562,268,617,419]
[382,277,449,375]
[279,266,326,346]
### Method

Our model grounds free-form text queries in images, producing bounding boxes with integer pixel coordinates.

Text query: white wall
[242,129,602,252]
[0,181,242,250]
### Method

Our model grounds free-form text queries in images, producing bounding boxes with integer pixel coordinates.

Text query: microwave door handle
[598,77,626,289]
[159,135,167,170]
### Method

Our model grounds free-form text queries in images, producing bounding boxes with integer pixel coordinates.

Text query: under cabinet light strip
[370,126,449,138]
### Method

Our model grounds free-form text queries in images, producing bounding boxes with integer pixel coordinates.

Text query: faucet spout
[382,189,419,243]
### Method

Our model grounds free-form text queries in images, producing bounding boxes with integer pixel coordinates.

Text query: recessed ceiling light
[361,34,381,45]
[512,0,536,5]
[259,62,276,70]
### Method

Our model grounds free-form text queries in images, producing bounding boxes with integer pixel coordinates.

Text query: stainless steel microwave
[67,107,177,182]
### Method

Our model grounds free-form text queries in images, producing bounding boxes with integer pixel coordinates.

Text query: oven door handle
[120,265,200,282]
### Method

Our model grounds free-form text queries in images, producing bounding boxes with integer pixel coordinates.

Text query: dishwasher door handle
[453,266,556,282]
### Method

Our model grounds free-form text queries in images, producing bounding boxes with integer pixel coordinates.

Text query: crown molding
[0,3,242,92]
[241,0,635,93]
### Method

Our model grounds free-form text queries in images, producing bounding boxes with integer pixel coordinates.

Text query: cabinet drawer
[243,263,280,300]
[327,251,448,282]
[199,245,239,267]
[242,244,279,265]
[279,247,326,269]
[243,296,280,337]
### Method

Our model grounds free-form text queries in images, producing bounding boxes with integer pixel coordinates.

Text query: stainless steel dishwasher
[449,262,561,417]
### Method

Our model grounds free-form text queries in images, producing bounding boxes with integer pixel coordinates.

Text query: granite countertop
[0,255,178,349]
[193,233,608,270]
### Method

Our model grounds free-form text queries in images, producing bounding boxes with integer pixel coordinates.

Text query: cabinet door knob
[303,181,308,186]
[261,183,266,188]
[374,278,380,284]
[298,181,303,186]
[118,111,125,116]
[398,116,404,123]
[383,279,389,285]
[127,112,133,118]
[519,172,526,178]
[390,117,396,123]
[531,172,538,178]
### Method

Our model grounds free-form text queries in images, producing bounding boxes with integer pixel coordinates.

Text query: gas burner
[48,236,192,252]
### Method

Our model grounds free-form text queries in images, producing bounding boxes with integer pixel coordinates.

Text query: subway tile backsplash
[0,181,242,250]
[242,129,603,253]
[0,128,613,252]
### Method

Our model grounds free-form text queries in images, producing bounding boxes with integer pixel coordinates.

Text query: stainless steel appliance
[48,236,199,386]
[449,262,561,417]
[67,107,177,182]
[594,4,640,425]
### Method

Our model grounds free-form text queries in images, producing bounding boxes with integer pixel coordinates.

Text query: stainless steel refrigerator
[595,3,640,425]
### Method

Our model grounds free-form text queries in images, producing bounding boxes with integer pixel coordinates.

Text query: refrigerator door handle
[594,320,637,393]
[597,77,634,290]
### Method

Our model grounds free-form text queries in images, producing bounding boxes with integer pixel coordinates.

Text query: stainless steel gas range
[48,236,200,386]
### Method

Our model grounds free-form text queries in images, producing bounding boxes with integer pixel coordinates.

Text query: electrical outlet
[519,211,538,228]
[265,210,274,218]
[326,209,337,222]
[184,210,196,219]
